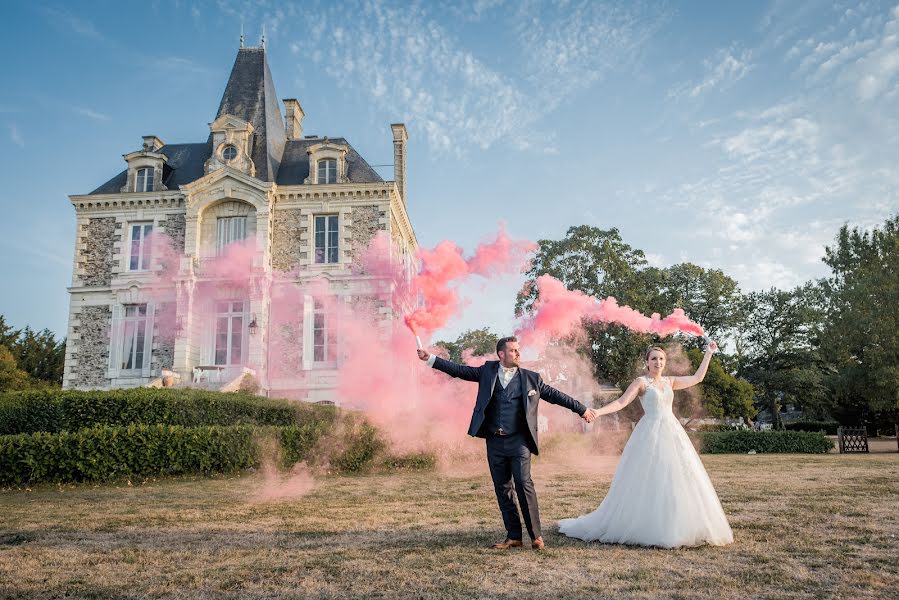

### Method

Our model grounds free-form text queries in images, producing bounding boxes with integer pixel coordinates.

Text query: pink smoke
[404,225,537,336]
[517,274,704,346]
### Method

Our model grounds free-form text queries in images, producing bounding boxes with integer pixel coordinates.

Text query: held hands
[582,408,598,423]
[416,349,430,361]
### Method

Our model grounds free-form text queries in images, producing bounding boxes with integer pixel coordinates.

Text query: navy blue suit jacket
[431,356,587,455]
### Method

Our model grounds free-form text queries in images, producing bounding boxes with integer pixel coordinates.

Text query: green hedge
[0,388,336,434]
[784,421,840,435]
[698,430,834,454]
[0,419,357,486]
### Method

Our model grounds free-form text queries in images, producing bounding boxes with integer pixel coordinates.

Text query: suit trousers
[486,432,541,540]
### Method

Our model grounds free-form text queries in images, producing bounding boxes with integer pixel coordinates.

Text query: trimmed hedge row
[698,430,834,454]
[0,417,381,486]
[0,388,335,434]
[784,421,840,435]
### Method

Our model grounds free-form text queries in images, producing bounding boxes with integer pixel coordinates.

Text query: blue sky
[1,0,898,341]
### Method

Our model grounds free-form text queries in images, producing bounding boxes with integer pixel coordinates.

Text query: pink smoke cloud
[517,274,704,346]
[404,225,537,336]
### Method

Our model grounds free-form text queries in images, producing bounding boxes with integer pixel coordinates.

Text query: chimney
[391,123,407,203]
[283,99,304,141]
[142,135,164,152]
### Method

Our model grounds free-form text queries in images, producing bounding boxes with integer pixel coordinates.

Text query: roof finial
[240,21,244,48]
[261,24,266,49]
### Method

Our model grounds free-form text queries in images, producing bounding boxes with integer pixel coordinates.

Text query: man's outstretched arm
[417,349,482,382]
[538,379,595,422]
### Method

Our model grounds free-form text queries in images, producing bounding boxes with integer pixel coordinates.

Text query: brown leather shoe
[531,536,546,550]
[491,538,523,549]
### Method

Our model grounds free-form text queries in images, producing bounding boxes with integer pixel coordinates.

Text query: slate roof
[276,138,383,185]
[213,47,285,182]
[86,48,384,195]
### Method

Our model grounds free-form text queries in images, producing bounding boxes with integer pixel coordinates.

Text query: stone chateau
[63,44,418,402]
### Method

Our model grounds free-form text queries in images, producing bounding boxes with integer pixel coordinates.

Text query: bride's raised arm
[670,340,718,391]
[593,378,645,417]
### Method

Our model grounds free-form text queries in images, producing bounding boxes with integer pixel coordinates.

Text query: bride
[559,342,734,548]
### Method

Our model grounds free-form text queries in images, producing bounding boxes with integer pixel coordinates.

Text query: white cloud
[729,259,803,292]
[40,6,102,39]
[247,0,667,155]
[716,117,820,161]
[684,48,753,98]
[71,106,110,121]
[8,124,24,147]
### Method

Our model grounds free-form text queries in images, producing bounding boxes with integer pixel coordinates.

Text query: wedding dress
[559,376,734,548]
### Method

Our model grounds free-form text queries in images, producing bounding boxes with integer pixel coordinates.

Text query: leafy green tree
[655,263,742,342]
[516,227,745,387]
[0,315,20,352]
[0,346,29,391]
[435,328,499,363]
[684,348,755,422]
[819,215,899,429]
[14,326,66,385]
[516,225,653,314]
[737,284,827,429]
[516,226,656,385]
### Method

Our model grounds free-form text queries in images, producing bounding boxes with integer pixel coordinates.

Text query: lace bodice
[640,376,674,419]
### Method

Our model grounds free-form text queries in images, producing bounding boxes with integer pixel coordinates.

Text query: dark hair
[496,336,518,354]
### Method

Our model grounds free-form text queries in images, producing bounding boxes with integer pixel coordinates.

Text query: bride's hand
[706,340,718,353]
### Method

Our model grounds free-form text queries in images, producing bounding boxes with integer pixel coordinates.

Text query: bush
[0,418,371,487]
[330,420,385,473]
[0,388,336,434]
[0,424,265,486]
[697,423,746,432]
[0,389,391,486]
[382,452,437,471]
[785,421,840,435]
[698,430,834,454]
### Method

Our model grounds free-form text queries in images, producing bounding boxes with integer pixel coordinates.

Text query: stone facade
[150,302,176,373]
[347,205,386,270]
[160,213,186,254]
[271,209,308,272]
[79,218,118,286]
[70,306,111,388]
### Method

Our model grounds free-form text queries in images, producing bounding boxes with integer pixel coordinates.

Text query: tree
[516,226,657,385]
[14,327,66,385]
[683,348,755,423]
[435,328,499,363]
[0,315,20,352]
[516,225,653,314]
[0,346,29,392]
[0,315,66,387]
[737,284,827,429]
[819,215,899,430]
[655,263,742,342]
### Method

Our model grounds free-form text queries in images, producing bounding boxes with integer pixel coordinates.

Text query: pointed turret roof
[87,46,385,194]
[213,46,286,181]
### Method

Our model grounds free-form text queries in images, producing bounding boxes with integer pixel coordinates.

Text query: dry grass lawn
[1,436,897,599]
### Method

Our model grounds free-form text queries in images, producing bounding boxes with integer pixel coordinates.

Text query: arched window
[317,159,337,184]
[135,168,154,192]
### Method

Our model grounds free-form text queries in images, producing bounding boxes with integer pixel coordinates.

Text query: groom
[417,336,595,550]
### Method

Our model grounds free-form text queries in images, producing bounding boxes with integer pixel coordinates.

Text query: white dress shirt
[426,354,518,388]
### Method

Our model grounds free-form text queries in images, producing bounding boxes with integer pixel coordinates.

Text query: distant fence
[837,426,869,453]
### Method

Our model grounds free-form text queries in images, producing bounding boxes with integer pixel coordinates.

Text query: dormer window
[135,168,154,192]
[318,159,337,184]
[222,145,237,161]
[305,141,348,185]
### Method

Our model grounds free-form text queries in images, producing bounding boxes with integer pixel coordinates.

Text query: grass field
[1,436,897,599]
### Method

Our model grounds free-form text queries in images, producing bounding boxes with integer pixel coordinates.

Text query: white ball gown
[559,376,734,548]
